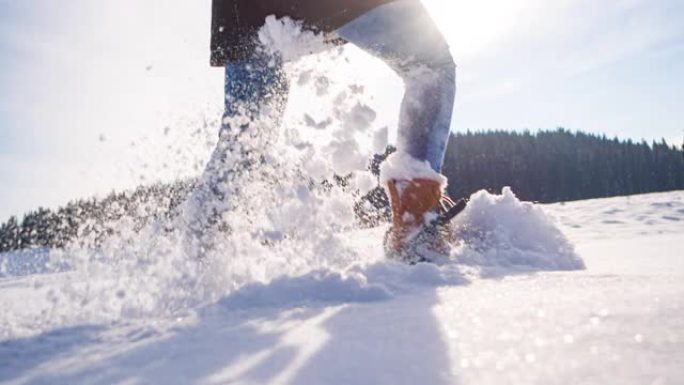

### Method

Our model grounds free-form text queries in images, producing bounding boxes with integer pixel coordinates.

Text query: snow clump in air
[258,16,328,61]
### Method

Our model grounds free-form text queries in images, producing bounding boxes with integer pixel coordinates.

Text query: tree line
[0,182,192,252]
[1,128,682,252]
[442,129,683,202]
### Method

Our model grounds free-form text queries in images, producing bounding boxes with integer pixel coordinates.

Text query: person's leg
[205,53,289,191]
[336,0,455,174]
[201,53,289,206]
[182,52,289,255]
[221,53,289,136]
[336,1,456,259]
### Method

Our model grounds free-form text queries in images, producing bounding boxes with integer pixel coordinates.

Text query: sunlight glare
[422,0,540,58]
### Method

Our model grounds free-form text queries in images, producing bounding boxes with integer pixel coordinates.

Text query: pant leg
[201,53,289,203]
[221,53,289,135]
[336,0,456,173]
[180,53,289,254]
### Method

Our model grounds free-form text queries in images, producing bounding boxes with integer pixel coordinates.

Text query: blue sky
[1,0,683,221]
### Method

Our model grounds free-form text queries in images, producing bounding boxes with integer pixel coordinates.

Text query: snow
[452,187,584,274]
[329,139,368,175]
[257,16,328,62]
[1,190,682,384]
[352,171,377,195]
[372,126,389,154]
[379,151,448,187]
[0,248,58,278]
[2,18,683,385]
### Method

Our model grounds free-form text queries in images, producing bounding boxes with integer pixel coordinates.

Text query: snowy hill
[1,189,682,385]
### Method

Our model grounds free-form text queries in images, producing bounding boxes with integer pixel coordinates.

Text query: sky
[0,0,683,221]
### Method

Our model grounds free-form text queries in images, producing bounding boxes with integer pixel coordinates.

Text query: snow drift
[452,187,584,275]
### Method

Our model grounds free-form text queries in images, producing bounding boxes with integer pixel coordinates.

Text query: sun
[421,0,537,58]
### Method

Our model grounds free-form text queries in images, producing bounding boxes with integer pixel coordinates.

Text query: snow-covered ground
[1,190,682,385]
[1,18,683,385]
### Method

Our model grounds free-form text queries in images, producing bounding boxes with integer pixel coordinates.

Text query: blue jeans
[221,0,455,173]
[221,53,289,136]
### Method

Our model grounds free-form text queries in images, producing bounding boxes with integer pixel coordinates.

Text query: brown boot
[384,178,444,257]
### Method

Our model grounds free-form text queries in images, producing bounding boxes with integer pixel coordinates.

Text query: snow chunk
[257,16,328,62]
[353,171,377,195]
[452,187,585,273]
[303,155,331,181]
[373,126,389,154]
[379,152,447,187]
[330,140,368,175]
[314,76,330,96]
[342,103,377,132]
